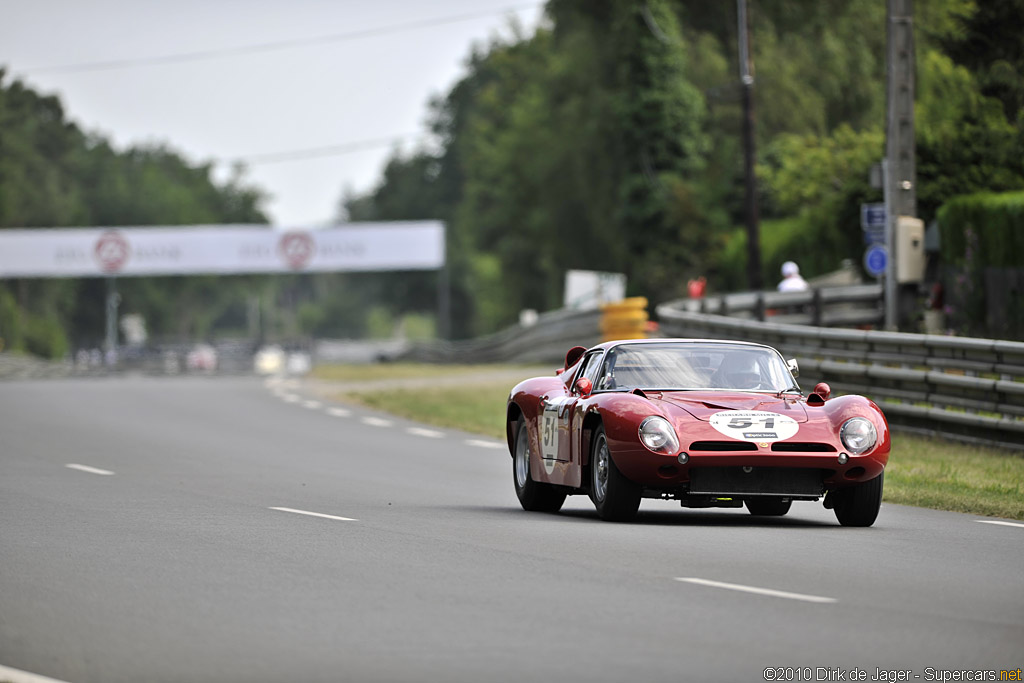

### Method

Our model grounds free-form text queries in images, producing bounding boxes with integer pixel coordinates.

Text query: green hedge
[937,191,1024,267]
[0,288,69,359]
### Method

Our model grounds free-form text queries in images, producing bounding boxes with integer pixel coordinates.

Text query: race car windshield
[596,343,798,393]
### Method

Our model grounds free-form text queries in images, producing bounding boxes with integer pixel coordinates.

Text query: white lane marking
[0,663,73,683]
[327,407,352,418]
[361,416,393,428]
[976,520,1024,529]
[66,463,115,476]
[281,394,300,403]
[674,577,837,604]
[269,507,357,522]
[465,439,504,450]
[407,427,444,439]
[302,400,322,410]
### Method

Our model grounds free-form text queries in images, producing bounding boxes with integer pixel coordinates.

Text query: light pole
[737,0,763,291]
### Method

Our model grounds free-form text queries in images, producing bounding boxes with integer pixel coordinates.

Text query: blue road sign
[864,244,888,277]
[862,227,886,245]
[861,203,886,229]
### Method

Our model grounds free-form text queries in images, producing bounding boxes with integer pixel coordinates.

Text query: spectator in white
[778,261,809,292]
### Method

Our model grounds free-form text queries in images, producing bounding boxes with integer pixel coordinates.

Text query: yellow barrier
[600,297,649,342]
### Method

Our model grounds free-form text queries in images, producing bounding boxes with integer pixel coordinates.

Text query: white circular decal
[709,410,799,443]
[539,397,571,475]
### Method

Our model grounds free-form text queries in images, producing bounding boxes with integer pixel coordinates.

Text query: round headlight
[840,417,877,455]
[639,416,680,454]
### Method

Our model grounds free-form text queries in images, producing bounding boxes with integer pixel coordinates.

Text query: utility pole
[738,0,763,291]
[104,276,120,365]
[438,225,451,341]
[884,0,917,329]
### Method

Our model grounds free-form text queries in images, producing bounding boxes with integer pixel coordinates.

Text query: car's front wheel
[589,426,641,522]
[513,418,566,513]
[832,472,884,527]
[745,497,792,516]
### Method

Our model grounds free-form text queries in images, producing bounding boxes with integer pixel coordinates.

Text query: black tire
[833,471,884,527]
[745,497,792,516]
[512,418,567,513]
[588,426,641,522]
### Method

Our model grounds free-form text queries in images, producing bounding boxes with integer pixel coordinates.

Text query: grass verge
[883,438,1024,519]
[311,363,528,383]
[340,381,510,441]
[326,365,1024,520]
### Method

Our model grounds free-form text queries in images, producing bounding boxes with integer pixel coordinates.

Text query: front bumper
[609,443,887,494]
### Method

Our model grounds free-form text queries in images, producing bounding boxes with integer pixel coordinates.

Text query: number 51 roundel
[708,410,799,443]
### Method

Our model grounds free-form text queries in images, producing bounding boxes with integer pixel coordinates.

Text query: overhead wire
[16,3,542,167]
[20,2,543,75]
[237,133,425,165]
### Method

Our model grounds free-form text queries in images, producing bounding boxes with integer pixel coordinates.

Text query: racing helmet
[723,353,763,389]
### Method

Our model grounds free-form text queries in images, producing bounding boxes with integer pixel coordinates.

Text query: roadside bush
[22,313,69,359]
[938,191,1024,267]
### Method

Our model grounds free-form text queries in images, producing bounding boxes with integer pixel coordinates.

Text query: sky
[1,0,546,228]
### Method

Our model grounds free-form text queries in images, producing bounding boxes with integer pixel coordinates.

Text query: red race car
[506,338,890,525]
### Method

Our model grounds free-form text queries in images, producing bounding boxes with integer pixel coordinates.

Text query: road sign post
[882,161,897,330]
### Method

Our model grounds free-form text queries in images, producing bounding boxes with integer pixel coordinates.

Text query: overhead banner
[0,222,445,278]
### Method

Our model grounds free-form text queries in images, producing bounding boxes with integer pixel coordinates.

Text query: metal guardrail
[679,284,884,327]
[396,307,603,365]
[0,352,75,380]
[0,339,264,380]
[656,299,1024,450]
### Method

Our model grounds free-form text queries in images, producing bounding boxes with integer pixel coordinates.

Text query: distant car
[285,351,312,376]
[253,345,285,375]
[506,339,890,526]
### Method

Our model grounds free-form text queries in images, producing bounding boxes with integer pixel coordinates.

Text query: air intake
[771,442,837,453]
[689,441,758,452]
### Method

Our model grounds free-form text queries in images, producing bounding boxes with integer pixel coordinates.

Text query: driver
[715,353,764,390]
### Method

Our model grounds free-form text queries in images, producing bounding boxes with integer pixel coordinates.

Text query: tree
[603,0,709,297]
[0,71,269,356]
[939,0,1024,122]
[336,0,1024,337]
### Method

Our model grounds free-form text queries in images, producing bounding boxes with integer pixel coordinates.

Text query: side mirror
[564,345,586,371]
[808,382,831,406]
[787,358,799,377]
[575,377,593,397]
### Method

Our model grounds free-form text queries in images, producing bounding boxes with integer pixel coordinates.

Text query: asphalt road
[1,375,1021,683]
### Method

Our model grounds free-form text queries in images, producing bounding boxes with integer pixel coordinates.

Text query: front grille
[689,441,758,452]
[689,467,827,496]
[771,442,837,453]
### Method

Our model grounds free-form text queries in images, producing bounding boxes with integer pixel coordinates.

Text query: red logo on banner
[278,232,315,270]
[94,231,131,273]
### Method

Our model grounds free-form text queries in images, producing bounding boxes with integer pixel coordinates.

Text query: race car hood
[652,391,810,423]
